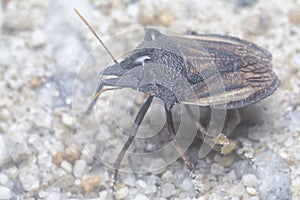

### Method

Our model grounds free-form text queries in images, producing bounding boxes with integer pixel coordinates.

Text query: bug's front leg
[165,105,193,170]
[113,96,154,188]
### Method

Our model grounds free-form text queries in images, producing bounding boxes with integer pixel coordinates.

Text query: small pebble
[65,145,81,163]
[80,175,102,192]
[6,132,31,162]
[56,175,75,189]
[29,76,41,88]
[210,163,224,175]
[132,194,150,200]
[235,0,257,7]
[161,183,176,198]
[136,179,147,190]
[0,173,9,185]
[60,160,73,174]
[98,190,108,200]
[218,156,235,167]
[114,183,129,200]
[53,151,64,166]
[73,159,88,178]
[0,186,12,200]
[289,6,300,25]
[19,164,40,191]
[31,29,47,47]
[242,174,258,187]
[61,113,74,127]
[246,187,258,196]
[180,178,193,192]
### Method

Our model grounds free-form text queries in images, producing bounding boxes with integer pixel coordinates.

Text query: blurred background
[0,0,299,199]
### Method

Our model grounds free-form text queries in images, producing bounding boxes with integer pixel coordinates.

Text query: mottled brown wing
[170,34,280,109]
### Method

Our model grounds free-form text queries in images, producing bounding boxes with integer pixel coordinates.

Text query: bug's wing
[170,34,280,109]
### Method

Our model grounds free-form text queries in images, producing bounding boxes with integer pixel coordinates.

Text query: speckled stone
[19,164,40,191]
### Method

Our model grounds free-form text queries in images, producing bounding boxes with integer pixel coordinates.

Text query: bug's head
[99,49,154,89]
[99,28,172,90]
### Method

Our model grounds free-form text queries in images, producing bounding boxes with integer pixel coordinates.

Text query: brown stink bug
[74,9,280,189]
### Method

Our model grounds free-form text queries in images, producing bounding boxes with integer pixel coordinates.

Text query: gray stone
[180,177,194,192]
[234,151,291,200]
[235,0,257,7]
[255,151,291,200]
[5,132,31,162]
[161,183,176,198]
[242,174,258,187]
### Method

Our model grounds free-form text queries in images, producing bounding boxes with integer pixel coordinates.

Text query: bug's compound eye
[120,50,153,70]
[133,55,151,66]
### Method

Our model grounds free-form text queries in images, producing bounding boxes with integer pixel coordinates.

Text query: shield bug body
[75,10,280,189]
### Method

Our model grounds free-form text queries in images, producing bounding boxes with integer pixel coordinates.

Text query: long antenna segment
[74,8,118,64]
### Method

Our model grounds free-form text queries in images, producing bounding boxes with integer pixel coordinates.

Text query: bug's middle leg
[165,105,193,170]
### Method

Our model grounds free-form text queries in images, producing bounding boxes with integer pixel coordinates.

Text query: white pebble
[0,173,9,185]
[61,114,74,127]
[0,135,10,166]
[136,180,147,190]
[19,164,40,191]
[60,161,73,174]
[246,187,258,195]
[0,48,12,67]
[31,30,47,47]
[132,194,150,200]
[0,186,12,200]
[98,190,108,200]
[73,159,88,178]
[242,174,258,187]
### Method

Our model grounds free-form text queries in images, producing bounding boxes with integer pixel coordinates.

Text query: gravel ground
[0,0,300,200]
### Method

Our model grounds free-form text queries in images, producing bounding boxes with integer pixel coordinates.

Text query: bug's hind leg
[113,96,154,187]
[165,105,193,170]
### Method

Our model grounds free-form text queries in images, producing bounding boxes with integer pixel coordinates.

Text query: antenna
[74,9,118,64]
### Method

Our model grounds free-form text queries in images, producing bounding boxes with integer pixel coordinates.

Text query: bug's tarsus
[113,96,154,188]
[74,8,118,64]
[165,105,193,170]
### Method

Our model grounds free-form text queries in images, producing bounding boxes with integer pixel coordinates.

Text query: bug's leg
[184,105,221,152]
[223,109,241,135]
[165,105,193,170]
[113,96,154,187]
